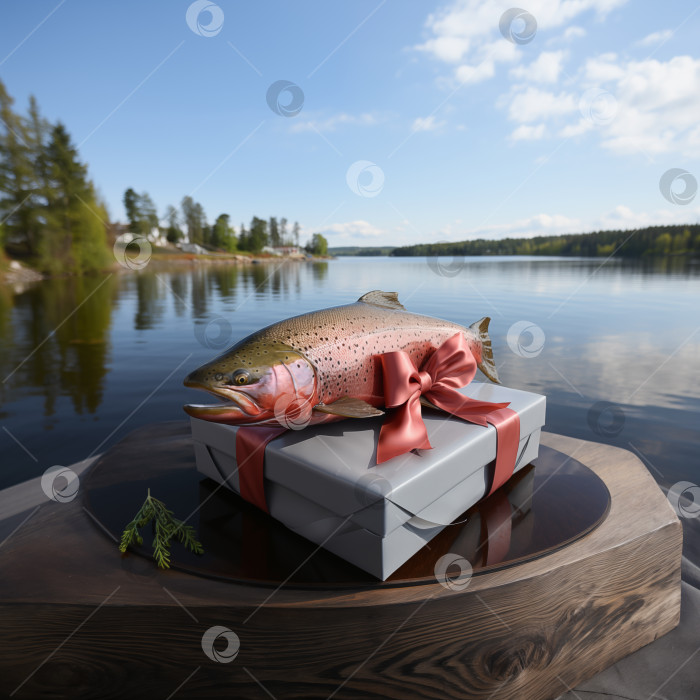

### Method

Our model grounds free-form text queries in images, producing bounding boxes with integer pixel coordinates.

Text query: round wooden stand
[82,424,610,587]
[0,424,682,700]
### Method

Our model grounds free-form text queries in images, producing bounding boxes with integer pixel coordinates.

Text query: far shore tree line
[389,224,700,258]
[122,188,328,256]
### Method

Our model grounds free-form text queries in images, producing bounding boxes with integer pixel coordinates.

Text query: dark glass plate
[83,422,610,589]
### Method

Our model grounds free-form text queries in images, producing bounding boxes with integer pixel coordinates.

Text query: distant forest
[390,225,700,258]
[330,246,396,256]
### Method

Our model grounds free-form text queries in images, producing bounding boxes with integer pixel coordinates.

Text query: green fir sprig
[119,489,204,569]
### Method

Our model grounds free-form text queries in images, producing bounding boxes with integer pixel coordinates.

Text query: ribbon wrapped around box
[191,381,546,580]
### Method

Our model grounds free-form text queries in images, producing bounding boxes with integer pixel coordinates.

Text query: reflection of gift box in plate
[392,463,536,578]
[191,383,546,580]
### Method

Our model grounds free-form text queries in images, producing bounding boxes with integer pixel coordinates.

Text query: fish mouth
[183,379,264,419]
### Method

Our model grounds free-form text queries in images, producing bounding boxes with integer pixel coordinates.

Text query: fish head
[183,339,317,427]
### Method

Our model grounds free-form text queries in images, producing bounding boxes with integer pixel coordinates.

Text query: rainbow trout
[183,290,499,427]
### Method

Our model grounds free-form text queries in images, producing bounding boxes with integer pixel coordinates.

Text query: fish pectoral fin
[313,397,385,418]
[357,290,406,311]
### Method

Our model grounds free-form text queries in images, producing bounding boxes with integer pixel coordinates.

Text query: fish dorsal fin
[357,290,405,310]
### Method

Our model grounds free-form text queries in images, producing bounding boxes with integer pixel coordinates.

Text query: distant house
[178,242,208,255]
[147,227,169,248]
[271,246,301,256]
[119,227,169,247]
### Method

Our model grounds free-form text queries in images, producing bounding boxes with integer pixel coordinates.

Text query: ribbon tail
[236,425,288,513]
[485,407,520,496]
[377,397,431,464]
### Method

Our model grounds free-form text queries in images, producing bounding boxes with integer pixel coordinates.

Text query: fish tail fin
[469,317,500,384]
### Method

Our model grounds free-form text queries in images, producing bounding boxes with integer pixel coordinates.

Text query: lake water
[1,256,699,491]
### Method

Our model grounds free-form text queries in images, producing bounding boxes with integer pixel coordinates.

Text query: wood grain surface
[0,426,682,700]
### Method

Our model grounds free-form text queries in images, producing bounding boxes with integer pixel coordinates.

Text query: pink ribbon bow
[377,332,521,496]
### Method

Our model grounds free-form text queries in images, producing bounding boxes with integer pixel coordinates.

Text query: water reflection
[0,257,698,490]
[0,275,118,417]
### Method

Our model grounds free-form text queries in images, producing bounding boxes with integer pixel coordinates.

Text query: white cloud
[416,0,627,84]
[510,50,568,83]
[588,54,700,155]
[559,118,593,137]
[562,25,586,41]
[583,52,626,82]
[635,29,673,47]
[452,39,520,83]
[323,220,385,240]
[456,59,496,84]
[290,113,379,133]
[503,53,700,156]
[596,204,700,230]
[508,87,578,122]
[511,123,546,140]
[412,115,445,132]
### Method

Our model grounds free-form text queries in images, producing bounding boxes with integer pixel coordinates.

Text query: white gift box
[191,383,546,580]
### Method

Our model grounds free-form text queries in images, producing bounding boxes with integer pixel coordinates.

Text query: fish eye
[232,370,250,386]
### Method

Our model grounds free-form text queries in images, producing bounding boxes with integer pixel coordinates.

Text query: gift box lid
[190,383,545,539]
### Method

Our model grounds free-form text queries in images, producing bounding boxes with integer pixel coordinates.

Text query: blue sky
[2,0,700,247]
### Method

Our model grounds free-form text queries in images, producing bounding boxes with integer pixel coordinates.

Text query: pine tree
[249,216,268,253]
[24,95,51,255]
[0,80,35,255]
[280,217,288,245]
[40,123,110,274]
[123,188,140,232]
[238,223,248,251]
[269,216,280,247]
[181,196,208,245]
[164,205,183,243]
[123,189,159,237]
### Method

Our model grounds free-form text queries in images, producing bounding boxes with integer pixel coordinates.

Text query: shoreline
[0,252,335,288]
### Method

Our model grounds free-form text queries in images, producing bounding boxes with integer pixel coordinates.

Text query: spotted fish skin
[183,291,498,426]
[250,296,485,406]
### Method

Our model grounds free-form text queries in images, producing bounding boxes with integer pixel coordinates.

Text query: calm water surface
[1,256,698,489]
